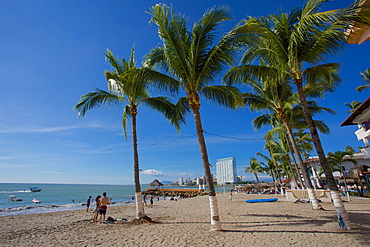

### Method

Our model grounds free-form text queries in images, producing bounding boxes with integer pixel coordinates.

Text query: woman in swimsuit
[93,195,101,222]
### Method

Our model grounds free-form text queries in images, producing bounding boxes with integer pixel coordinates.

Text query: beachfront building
[305,153,370,187]
[216,157,237,185]
[179,177,184,185]
[196,176,207,186]
[341,97,370,159]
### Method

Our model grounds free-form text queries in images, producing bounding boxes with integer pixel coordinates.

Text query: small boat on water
[32,198,41,203]
[29,187,42,192]
[8,195,23,201]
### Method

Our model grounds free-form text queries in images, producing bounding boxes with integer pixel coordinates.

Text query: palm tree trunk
[255,173,260,183]
[192,107,222,231]
[283,120,322,209]
[131,112,145,219]
[295,79,351,229]
[284,134,303,187]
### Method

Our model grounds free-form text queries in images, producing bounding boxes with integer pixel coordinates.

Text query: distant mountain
[160,181,174,184]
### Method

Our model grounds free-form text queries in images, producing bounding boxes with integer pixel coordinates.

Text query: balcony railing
[355,128,370,141]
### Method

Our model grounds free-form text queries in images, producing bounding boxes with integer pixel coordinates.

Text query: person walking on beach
[143,194,147,206]
[99,192,111,223]
[149,195,154,208]
[86,196,92,212]
[93,195,101,222]
[228,191,233,202]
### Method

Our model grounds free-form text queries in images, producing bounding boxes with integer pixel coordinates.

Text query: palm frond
[224,65,281,86]
[200,85,243,108]
[141,68,180,94]
[122,105,131,139]
[141,96,183,132]
[73,89,125,117]
[303,63,342,88]
[147,4,191,82]
[356,68,370,92]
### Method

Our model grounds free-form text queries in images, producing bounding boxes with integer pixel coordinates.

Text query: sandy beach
[1,192,370,246]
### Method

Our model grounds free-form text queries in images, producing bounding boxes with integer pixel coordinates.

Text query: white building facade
[305,153,370,187]
[216,157,237,185]
[341,97,370,159]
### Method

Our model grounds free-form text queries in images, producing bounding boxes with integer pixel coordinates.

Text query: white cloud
[0,122,112,134]
[141,169,164,176]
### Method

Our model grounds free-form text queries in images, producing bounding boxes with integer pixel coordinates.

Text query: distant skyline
[1,0,369,185]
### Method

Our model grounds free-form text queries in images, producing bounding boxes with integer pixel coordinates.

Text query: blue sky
[1,0,369,185]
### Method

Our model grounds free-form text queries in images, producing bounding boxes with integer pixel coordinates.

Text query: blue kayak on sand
[246,198,278,203]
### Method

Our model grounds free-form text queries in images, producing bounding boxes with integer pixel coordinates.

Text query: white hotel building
[216,157,237,185]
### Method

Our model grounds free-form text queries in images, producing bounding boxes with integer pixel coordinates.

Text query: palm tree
[224,0,368,229]
[327,150,357,201]
[241,77,335,209]
[344,101,362,113]
[245,157,262,183]
[256,152,277,182]
[145,4,246,231]
[74,48,181,220]
[356,68,370,92]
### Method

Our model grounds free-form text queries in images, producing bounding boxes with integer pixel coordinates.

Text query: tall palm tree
[256,152,277,182]
[145,4,246,231]
[245,157,262,183]
[74,48,181,219]
[327,150,357,201]
[259,141,284,186]
[242,78,335,209]
[266,126,303,187]
[356,68,370,92]
[224,0,369,229]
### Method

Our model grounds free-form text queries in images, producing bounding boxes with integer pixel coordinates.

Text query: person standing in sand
[228,191,233,201]
[99,192,111,223]
[86,196,92,212]
[149,195,154,208]
[143,194,147,206]
[93,195,101,222]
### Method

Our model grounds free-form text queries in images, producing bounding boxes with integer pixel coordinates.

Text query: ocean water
[0,183,140,217]
[0,183,228,217]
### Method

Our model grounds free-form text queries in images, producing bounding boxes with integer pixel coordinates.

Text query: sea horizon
[0,183,228,217]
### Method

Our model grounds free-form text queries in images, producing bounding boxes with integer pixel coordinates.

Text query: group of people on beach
[143,194,154,208]
[86,192,111,223]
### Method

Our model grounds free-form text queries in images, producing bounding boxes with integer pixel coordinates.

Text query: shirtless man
[99,192,111,223]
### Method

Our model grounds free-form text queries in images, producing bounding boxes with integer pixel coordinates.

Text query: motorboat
[32,198,41,203]
[29,187,42,192]
[9,195,23,201]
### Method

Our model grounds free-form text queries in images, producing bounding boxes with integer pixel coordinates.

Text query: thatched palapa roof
[148,179,163,187]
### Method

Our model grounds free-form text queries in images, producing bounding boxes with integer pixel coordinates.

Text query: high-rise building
[179,177,184,185]
[216,157,237,185]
